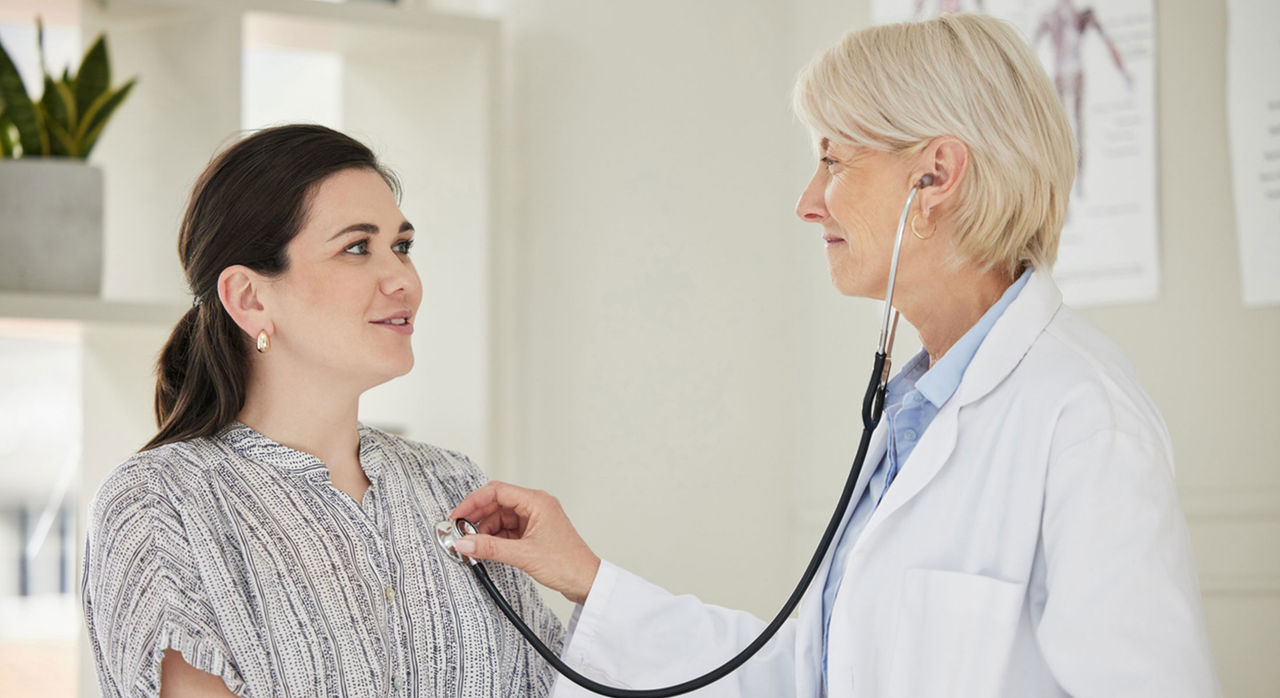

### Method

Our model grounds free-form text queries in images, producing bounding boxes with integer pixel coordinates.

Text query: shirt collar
[914,267,1032,408]
[218,421,383,477]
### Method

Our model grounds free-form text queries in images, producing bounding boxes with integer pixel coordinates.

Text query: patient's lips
[371,310,413,335]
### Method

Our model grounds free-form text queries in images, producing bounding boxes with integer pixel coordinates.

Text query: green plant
[0,17,136,159]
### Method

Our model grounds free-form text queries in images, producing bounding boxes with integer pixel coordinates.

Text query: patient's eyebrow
[328,220,414,241]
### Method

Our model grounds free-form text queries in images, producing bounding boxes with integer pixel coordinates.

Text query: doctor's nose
[796,173,828,223]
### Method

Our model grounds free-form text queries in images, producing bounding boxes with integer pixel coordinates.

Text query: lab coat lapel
[854,269,1063,541]
[860,403,959,535]
[794,421,890,698]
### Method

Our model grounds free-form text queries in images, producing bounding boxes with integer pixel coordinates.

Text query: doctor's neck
[894,261,1015,368]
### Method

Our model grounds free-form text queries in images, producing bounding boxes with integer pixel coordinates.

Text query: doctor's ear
[217,265,274,341]
[913,136,969,220]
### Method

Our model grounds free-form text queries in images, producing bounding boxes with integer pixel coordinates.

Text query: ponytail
[143,300,248,450]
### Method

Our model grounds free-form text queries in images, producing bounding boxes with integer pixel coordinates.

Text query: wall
[1087,2,1280,693]
[494,0,806,622]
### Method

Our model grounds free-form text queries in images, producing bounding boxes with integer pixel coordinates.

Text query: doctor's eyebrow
[328,220,415,241]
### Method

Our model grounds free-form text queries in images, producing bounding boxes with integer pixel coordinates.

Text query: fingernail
[454,539,476,555]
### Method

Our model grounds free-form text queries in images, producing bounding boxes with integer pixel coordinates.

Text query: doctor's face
[264,168,423,391]
[795,140,918,298]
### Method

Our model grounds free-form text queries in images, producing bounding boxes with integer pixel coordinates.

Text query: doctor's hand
[449,481,601,605]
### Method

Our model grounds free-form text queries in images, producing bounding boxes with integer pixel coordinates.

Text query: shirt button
[391,676,402,692]
[385,586,396,602]
[903,429,918,441]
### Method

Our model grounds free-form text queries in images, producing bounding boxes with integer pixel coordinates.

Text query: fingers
[450,480,534,519]
[451,480,551,530]
[454,533,526,569]
[449,481,503,520]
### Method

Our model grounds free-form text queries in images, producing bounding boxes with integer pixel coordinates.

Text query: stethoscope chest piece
[435,518,479,566]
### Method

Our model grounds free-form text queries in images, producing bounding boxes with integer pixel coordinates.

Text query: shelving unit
[0,292,188,325]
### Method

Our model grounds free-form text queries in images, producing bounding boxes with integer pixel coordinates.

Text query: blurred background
[0,0,1275,695]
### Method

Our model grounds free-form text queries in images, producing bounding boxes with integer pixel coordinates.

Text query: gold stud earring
[256,330,271,353]
[910,213,936,240]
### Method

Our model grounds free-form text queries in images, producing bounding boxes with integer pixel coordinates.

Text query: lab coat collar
[953,268,1062,407]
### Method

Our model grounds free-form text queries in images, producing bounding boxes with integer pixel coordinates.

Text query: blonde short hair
[793,13,1075,277]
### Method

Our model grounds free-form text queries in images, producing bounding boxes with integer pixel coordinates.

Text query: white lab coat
[553,270,1220,697]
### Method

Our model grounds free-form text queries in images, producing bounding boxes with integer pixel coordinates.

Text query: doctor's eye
[343,239,370,255]
[393,238,414,255]
[820,156,837,168]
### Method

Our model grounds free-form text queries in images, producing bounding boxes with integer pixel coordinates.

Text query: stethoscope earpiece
[918,173,935,188]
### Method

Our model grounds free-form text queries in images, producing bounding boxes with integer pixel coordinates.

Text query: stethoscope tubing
[470,354,885,696]
[457,177,930,696]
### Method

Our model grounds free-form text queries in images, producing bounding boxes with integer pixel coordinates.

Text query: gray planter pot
[0,159,104,295]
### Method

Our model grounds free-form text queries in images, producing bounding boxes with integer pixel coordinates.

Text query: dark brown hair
[144,124,399,450]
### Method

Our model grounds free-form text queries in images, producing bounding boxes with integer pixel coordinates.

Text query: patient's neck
[237,359,363,477]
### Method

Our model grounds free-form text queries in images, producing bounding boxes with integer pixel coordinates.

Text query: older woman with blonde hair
[449,13,1219,697]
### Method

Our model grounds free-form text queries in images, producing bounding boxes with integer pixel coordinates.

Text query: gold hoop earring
[910,213,936,240]
[256,330,271,353]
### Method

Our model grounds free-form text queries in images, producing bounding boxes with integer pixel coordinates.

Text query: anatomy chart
[874,0,1160,306]
[1228,0,1280,306]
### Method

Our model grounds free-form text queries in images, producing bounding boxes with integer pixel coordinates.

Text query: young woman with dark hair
[82,125,563,697]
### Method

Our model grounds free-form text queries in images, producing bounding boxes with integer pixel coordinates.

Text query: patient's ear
[217,265,273,339]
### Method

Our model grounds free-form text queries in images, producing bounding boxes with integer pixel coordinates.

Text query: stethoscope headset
[436,174,935,696]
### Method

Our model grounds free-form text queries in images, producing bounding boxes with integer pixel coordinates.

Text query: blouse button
[391,675,403,692]
[385,586,396,602]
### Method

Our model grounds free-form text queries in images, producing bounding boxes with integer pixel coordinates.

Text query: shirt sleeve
[82,456,246,697]
[1035,428,1221,697]
[554,560,797,697]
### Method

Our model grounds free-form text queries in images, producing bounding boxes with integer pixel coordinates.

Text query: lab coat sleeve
[553,560,798,697]
[1034,429,1221,697]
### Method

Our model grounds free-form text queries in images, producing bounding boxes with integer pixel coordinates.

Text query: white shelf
[93,0,499,37]
[0,291,187,325]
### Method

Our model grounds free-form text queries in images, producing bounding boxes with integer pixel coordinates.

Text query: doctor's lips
[371,310,414,334]
[823,232,846,245]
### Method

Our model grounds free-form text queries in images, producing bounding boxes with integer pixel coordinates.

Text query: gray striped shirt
[83,422,563,697]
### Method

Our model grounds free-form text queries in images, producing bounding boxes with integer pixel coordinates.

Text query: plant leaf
[37,16,49,83]
[55,79,76,126]
[0,109,15,158]
[44,106,77,157]
[79,78,134,157]
[42,75,75,128]
[74,35,109,120]
[0,35,45,156]
[40,76,71,156]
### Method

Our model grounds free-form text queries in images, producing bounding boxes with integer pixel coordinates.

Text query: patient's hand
[450,481,601,605]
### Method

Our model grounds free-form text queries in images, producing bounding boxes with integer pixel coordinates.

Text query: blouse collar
[217,421,384,478]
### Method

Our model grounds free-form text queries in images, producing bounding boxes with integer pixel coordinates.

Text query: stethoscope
[436,174,935,697]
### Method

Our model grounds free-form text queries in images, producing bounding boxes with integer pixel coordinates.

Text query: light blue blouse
[820,268,1032,679]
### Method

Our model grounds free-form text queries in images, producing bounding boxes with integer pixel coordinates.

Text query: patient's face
[266,168,422,391]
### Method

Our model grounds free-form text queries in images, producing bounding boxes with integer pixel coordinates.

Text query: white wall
[495,0,1279,693]
[494,0,809,621]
